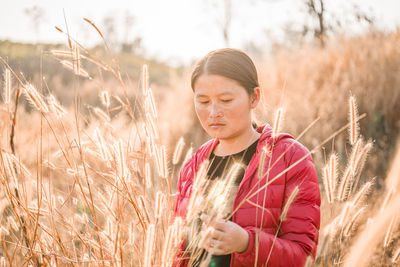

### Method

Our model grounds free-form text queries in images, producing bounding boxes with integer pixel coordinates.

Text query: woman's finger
[210,228,224,241]
[200,214,227,231]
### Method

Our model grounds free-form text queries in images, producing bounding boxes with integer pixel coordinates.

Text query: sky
[0,0,399,65]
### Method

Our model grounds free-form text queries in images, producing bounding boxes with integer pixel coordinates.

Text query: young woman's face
[193,74,259,140]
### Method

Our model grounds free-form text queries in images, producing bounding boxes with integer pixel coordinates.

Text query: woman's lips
[209,123,225,128]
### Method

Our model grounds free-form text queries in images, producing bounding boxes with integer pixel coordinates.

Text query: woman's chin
[206,127,229,139]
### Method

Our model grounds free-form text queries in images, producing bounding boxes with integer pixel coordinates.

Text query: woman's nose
[209,103,223,117]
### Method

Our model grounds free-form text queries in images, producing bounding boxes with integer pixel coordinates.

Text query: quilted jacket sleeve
[233,141,321,267]
[172,158,194,267]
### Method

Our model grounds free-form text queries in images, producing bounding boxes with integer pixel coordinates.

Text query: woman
[173,48,321,267]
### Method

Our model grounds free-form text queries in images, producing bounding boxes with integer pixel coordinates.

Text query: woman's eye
[199,101,209,104]
[222,99,232,103]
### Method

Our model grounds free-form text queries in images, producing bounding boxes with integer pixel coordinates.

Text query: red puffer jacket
[173,124,321,267]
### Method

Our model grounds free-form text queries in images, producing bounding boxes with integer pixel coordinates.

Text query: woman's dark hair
[190,48,259,97]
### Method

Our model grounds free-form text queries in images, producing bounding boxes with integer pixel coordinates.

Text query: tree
[303,0,374,47]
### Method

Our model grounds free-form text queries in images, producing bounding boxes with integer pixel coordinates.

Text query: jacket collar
[194,124,274,171]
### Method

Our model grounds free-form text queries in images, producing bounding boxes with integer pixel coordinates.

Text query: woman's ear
[250,87,261,109]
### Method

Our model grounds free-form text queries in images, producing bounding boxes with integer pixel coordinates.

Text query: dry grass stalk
[172,137,185,165]
[257,146,268,179]
[142,64,149,95]
[272,107,284,137]
[74,46,80,75]
[23,83,49,113]
[3,68,11,104]
[280,186,299,221]
[144,224,155,267]
[83,18,104,38]
[349,95,359,145]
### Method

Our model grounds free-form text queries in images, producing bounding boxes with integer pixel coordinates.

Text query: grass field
[0,27,399,266]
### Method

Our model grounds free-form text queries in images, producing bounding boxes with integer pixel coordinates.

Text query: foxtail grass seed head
[337,166,352,201]
[172,137,185,165]
[83,18,104,38]
[322,165,333,203]
[344,207,365,237]
[3,68,12,104]
[50,49,73,57]
[146,112,159,139]
[392,247,400,263]
[100,90,110,108]
[116,139,127,180]
[350,139,363,173]
[272,107,284,138]
[351,181,373,207]
[60,60,89,78]
[160,144,168,178]
[94,127,111,162]
[155,191,166,219]
[349,95,359,145]
[93,107,110,122]
[147,87,158,118]
[340,202,352,227]
[161,225,174,267]
[183,147,193,165]
[329,153,338,198]
[145,162,152,189]
[23,83,49,113]
[383,217,395,247]
[173,217,184,246]
[281,186,299,221]
[380,187,394,213]
[129,222,135,245]
[47,95,67,118]
[353,142,373,176]
[144,224,155,267]
[142,64,149,95]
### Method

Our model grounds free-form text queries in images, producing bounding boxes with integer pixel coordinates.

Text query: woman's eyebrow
[195,92,234,98]
[195,94,208,98]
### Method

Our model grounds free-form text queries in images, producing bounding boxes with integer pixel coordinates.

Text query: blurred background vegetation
[0,0,399,186]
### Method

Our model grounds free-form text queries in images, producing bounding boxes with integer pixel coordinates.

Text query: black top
[196,138,259,267]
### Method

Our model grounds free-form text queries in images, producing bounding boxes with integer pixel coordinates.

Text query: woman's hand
[199,213,249,255]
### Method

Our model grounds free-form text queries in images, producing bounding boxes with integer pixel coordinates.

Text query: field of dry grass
[0,27,399,266]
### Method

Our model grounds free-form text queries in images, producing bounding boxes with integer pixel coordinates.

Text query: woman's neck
[213,127,260,157]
